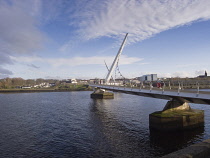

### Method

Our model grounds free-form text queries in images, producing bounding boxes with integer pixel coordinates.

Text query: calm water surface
[0,91,210,158]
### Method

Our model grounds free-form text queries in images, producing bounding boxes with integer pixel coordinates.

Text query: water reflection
[89,99,155,157]
[149,127,205,155]
[0,92,209,158]
[89,97,206,157]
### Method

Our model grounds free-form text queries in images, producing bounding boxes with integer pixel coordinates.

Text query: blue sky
[1,0,210,79]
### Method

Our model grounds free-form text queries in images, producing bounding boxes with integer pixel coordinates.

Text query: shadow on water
[0,92,208,158]
[149,127,205,156]
[89,99,154,157]
[89,98,206,157]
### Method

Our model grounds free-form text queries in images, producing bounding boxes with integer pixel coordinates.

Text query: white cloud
[176,64,200,68]
[157,69,209,78]
[1,0,210,79]
[11,55,143,67]
[0,0,47,77]
[10,0,64,23]
[65,0,210,45]
[151,71,191,78]
[171,71,193,78]
[10,56,43,63]
[0,67,13,75]
[27,64,40,69]
[195,70,208,76]
[0,1,46,54]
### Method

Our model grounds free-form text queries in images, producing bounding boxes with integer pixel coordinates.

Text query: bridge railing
[89,80,209,98]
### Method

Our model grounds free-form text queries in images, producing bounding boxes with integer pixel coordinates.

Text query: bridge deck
[89,84,210,105]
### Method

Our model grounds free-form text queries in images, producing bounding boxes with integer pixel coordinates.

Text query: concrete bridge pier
[149,99,204,131]
[90,87,114,99]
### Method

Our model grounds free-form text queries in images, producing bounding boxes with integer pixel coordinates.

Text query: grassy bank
[0,84,93,93]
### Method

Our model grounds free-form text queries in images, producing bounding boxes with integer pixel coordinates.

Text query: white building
[22,86,32,89]
[138,74,157,82]
[70,79,77,84]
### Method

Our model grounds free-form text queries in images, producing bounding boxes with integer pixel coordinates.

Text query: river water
[0,91,210,158]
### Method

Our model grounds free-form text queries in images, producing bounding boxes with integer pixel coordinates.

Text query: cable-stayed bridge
[89,33,209,132]
[89,33,210,105]
[89,84,210,105]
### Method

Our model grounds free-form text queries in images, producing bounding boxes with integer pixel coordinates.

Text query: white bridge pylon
[105,33,128,84]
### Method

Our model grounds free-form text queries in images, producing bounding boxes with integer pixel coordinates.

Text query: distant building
[131,78,140,84]
[33,85,39,88]
[138,74,157,82]
[61,79,77,85]
[22,86,31,89]
[49,83,56,87]
[198,71,208,78]
[88,79,96,84]
[61,80,71,86]
[69,79,77,84]
[44,83,50,88]
[79,80,88,84]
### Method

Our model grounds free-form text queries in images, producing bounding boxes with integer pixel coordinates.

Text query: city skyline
[1,0,210,79]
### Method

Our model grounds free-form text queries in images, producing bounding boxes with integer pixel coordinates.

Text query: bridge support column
[149,99,204,131]
[90,87,114,99]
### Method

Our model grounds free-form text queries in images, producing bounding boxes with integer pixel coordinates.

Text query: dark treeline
[167,77,210,85]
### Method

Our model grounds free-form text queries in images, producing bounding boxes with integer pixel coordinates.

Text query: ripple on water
[0,91,209,158]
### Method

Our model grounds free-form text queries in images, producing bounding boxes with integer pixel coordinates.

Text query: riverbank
[161,138,210,158]
[0,89,91,93]
[0,85,93,93]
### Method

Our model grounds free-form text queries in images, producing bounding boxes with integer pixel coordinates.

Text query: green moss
[92,92,113,95]
[151,110,203,118]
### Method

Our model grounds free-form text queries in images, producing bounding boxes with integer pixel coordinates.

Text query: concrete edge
[161,139,210,158]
